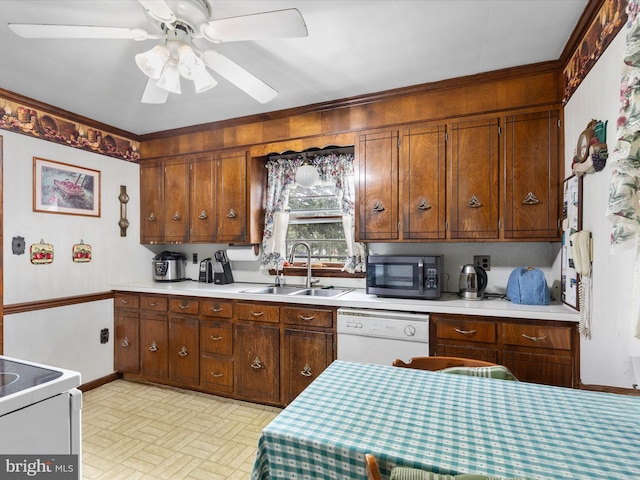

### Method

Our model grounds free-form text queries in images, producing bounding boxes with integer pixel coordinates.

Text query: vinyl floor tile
[82,380,280,480]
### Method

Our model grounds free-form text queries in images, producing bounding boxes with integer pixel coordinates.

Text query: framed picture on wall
[33,157,101,217]
[561,174,582,310]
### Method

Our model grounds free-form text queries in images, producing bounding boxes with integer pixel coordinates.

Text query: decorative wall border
[563,0,628,104]
[0,95,140,162]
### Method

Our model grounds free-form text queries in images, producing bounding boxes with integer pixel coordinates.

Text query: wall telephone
[570,230,592,277]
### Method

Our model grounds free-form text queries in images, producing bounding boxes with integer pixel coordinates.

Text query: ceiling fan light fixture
[135,45,170,79]
[156,58,181,94]
[192,68,217,93]
[177,44,202,79]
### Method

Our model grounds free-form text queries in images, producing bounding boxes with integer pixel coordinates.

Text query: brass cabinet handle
[467,196,482,208]
[301,364,312,377]
[299,315,315,321]
[120,299,130,305]
[210,336,223,341]
[250,311,265,317]
[211,307,223,312]
[522,192,541,205]
[179,304,190,310]
[172,211,182,221]
[178,346,188,357]
[148,341,158,352]
[521,333,547,342]
[147,212,156,221]
[148,302,159,307]
[251,356,263,369]
[210,372,223,378]
[454,328,477,336]
[417,198,431,210]
[198,209,208,220]
[121,337,130,347]
[372,201,385,212]
[227,209,237,218]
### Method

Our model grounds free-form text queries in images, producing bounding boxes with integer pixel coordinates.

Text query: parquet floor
[81,380,281,480]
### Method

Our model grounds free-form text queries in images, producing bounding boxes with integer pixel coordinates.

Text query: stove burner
[0,358,63,397]
[0,373,19,388]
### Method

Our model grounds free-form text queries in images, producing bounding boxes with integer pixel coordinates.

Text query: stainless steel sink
[241,286,306,295]
[241,286,352,298]
[292,288,352,298]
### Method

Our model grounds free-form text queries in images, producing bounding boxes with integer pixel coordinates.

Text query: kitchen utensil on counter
[199,258,213,283]
[213,250,234,284]
[459,264,487,300]
[152,251,186,282]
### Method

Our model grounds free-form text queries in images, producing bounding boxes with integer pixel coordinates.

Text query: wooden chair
[392,356,498,371]
[365,453,383,480]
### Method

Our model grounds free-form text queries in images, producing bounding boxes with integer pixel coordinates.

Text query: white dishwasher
[337,308,430,365]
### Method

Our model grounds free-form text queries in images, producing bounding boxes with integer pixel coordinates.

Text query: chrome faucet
[289,242,317,288]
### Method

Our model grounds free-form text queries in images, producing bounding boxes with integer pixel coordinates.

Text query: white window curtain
[260,152,366,273]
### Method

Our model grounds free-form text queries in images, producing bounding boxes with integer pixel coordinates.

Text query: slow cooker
[152,251,186,282]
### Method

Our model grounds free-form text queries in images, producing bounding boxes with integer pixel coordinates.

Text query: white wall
[2,130,150,382]
[564,29,640,388]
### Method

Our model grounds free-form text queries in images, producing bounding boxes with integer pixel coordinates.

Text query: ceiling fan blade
[201,8,307,43]
[8,24,157,40]
[138,0,176,25]
[202,49,278,104]
[141,77,170,104]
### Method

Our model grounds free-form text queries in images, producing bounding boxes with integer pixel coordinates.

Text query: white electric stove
[0,355,82,463]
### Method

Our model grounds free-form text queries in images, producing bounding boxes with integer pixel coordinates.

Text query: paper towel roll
[226,245,260,261]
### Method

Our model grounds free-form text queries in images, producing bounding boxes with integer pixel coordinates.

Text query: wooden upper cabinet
[401,124,447,239]
[217,150,248,243]
[140,160,164,244]
[503,109,561,240]
[357,130,399,241]
[163,157,190,243]
[449,117,500,239]
[190,153,217,243]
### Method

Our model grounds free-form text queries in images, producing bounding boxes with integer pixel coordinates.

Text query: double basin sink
[242,285,352,298]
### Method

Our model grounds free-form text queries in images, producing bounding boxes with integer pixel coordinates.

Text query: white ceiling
[0,0,588,136]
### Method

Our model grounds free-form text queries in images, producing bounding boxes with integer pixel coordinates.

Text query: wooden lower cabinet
[283,329,333,405]
[430,313,579,387]
[114,293,335,406]
[236,322,280,404]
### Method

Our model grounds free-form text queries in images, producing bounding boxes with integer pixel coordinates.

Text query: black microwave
[366,255,443,299]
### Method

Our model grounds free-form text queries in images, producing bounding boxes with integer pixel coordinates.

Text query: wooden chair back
[392,356,498,371]
[365,453,383,480]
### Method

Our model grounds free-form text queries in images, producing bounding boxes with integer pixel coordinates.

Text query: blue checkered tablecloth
[251,360,640,480]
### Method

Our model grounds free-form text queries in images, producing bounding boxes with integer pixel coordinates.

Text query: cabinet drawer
[114,293,139,309]
[140,295,167,311]
[200,299,233,319]
[282,306,333,328]
[503,323,572,350]
[436,319,496,343]
[201,321,233,355]
[201,356,233,389]
[237,303,280,323]
[169,297,199,315]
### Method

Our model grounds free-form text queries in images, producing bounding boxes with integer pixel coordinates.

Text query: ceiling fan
[8,0,308,104]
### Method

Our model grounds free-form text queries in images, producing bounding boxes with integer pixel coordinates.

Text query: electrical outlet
[193,253,198,264]
[473,255,491,271]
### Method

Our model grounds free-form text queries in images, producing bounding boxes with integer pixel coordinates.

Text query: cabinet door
[140,161,164,243]
[217,150,247,243]
[504,109,561,240]
[283,329,333,405]
[449,117,499,239]
[169,315,200,386]
[190,153,217,243]
[401,124,447,239]
[140,312,168,380]
[236,323,280,404]
[357,130,399,240]
[114,308,139,374]
[164,157,190,243]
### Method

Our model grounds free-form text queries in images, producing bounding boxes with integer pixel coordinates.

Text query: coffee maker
[213,250,234,284]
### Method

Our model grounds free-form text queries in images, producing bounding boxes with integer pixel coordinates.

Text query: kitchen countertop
[111,280,580,322]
